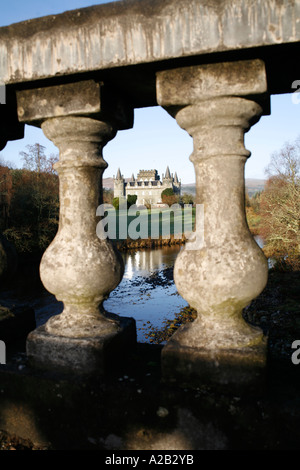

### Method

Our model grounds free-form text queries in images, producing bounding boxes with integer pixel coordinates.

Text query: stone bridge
[0,0,299,450]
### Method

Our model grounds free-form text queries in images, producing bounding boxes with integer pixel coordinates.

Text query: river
[0,237,267,344]
[104,245,187,342]
[0,245,187,343]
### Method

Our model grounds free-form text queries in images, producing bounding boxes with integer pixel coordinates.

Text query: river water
[0,237,266,344]
[104,245,187,342]
[0,245,187,343]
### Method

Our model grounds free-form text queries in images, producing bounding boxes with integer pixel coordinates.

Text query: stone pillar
[157,60,269,390]
[39,116,124,336]
[17,80,136,374]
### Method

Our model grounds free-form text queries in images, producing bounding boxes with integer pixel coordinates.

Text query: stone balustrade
[0,0,298,389]
[157,59,269,389]
[16,80,137,374]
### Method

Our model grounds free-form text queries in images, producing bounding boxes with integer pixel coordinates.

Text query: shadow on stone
[26,314,136,377]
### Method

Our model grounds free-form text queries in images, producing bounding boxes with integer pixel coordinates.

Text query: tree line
[0,139,298,270]
[0,144,59,254]
[246,137,299,270]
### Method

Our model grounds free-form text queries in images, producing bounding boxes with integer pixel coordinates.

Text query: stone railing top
[0,0,300,85]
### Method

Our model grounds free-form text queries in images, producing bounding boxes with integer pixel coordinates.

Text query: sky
[1,0,300,184]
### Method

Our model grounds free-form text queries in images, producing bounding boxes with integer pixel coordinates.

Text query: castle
[113,167,181,206]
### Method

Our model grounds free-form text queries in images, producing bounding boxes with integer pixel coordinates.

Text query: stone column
[17,80,136,374]
[39,116,124,337]
[157,60,269,390]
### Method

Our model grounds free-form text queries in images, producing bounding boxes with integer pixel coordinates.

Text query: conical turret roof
[116,168,122,180]
[165,166,171,179]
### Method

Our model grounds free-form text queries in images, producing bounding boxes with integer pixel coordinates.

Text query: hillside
[178,179,265,197]
[103,177,114,189]
[104,178,266,196]
[245,179,265,196]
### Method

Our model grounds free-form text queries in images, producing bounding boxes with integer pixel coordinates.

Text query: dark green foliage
[127,194,137,207]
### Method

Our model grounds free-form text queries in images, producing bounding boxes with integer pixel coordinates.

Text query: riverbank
[142,266,300,356]
[115,234,187,251]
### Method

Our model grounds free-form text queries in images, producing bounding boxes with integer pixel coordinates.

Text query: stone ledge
[161,334,268,395]
[0,341,299,450]
[1,0,299,85]
[26,316,136,376]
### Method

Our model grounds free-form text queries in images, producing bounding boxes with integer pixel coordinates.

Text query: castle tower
[164,166,172,181]
[113,167,125,199]
[162,166,174,191]
[173,171,181,195]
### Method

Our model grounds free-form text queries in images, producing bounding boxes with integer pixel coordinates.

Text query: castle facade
[113,167,181,206]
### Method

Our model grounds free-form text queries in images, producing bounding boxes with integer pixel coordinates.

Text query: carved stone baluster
[17,80,136,374]
[157,60,270,390]
[39,116,124,337]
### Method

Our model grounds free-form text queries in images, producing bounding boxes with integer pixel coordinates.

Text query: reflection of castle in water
[121,246,181,280]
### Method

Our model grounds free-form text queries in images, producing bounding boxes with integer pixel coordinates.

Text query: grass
[100,206,196,242]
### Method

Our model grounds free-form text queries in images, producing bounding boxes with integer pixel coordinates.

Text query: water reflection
[104,245,188,342]
[0,245,186,344]
[0,237,273,344]
[122,246,181,279]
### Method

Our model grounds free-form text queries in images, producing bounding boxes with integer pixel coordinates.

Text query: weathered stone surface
[1,335,300,450]
[161,322,267,393]
[0,0,299,86]
[38,116,126,340]
[157,61,269,388]
[26,315,136,375]
[16,80,102,125]
[24,91,135,372]
[16,79,133,129]
[156,59,267,105]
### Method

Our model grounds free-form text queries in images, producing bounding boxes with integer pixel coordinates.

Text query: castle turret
[173,171,181,195]
[113,168,125,199]
[162,165,173,190]
[164,166,171,180]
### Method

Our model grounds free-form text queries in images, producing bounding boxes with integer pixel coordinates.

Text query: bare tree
[260,137,300,269]
[20,143,48,174]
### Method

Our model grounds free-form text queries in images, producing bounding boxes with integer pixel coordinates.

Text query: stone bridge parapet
[0,0,300,391]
